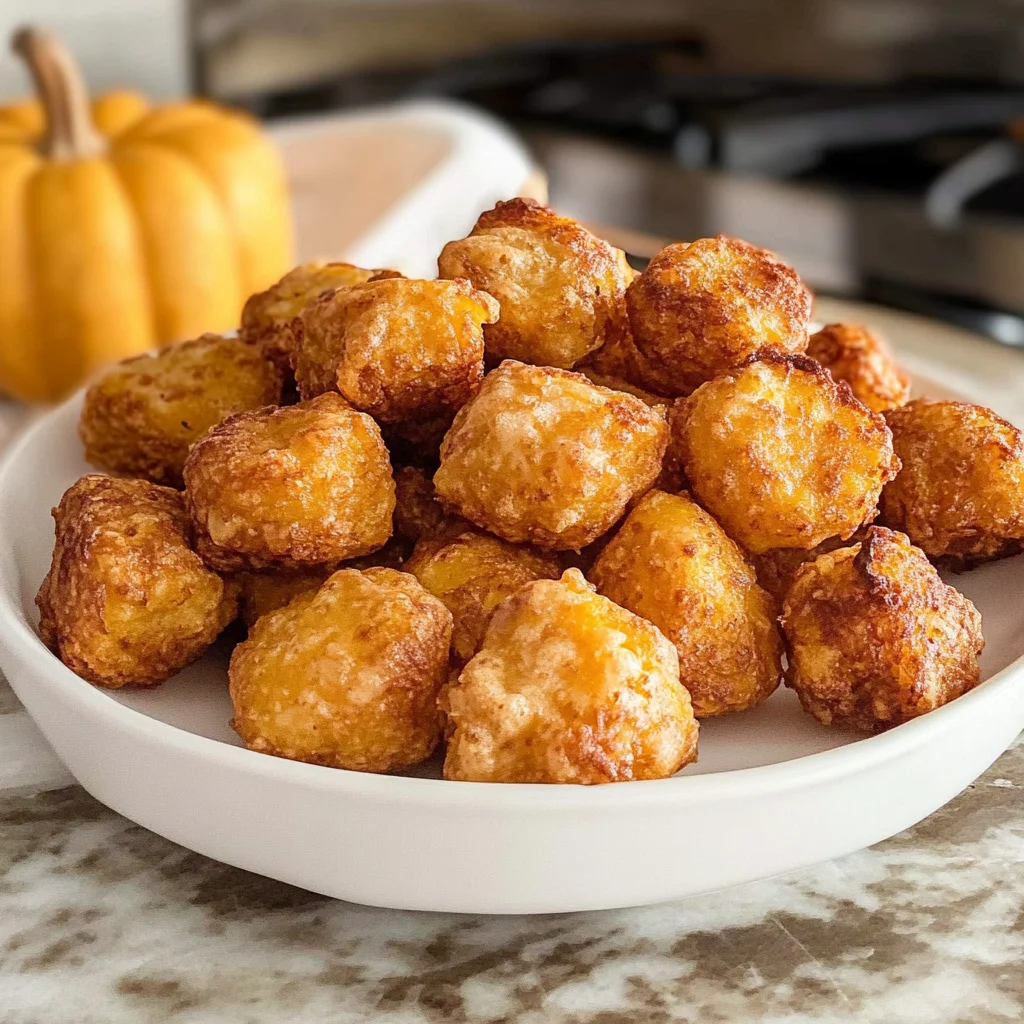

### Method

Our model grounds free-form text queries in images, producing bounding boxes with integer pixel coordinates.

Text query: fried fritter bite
[581,313,679,397]
[782,527,983,732]
[626,236,813,396]
[405,526,561,666]
[79,334,282,488]
[807,322,910,413]
[751,528,871,602]
[235,569,331,630]
[240,261,400,371]
[229,567,452,772]
[184,393,395,572]
[577,367,668,408]
[674,353,900,554]
[437,198,633,369]
[442,569,698,783]
[591,490,783,717]
[293,276,496,425]
[36,475,237,688]
[433,360,668,550]
[393,465,451,544]
[879,399,1024,568]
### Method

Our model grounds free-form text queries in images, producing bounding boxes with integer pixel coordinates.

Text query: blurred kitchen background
[7,0,1024,344]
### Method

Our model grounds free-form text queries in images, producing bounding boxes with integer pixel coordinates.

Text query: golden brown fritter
[591,490,783,717]
[675,353,900,554]
[184,393,395,572]
[437,198,633,369]
[576,367,669,408]
[239,261,399,371]
[442,569,698,783]
[36,475,237,688]
[581,315,679,397]
[879,399,1024,568]
[433,360,668,550]
[293,276,497,424]
[782,527,983,732]
[79,334,282,488]
[229,567,452,772]
[236,537,415,629]
[235,569,332,629]
[626,236,813,396]
[807,322,910,413]
[751,528,871,602]
[392,465,451,544]
[405,526,561,665]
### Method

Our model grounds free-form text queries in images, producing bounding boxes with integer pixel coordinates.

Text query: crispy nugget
[751,528,871,602]
[293,277,496,423]
[807,322,910,413]
[576,367,669,408]
[433,360,668,550]
[229,567,452,772]
[79,334,282,488]
[184,393,395,572]
[675,354,900,553]
[237,536,412,630]
[880,399,1024,568]
[235,569,332,629]
[442,569,698,783]
[36,475,237,688]
[438,198,633,369]
[782,527,983,732]
[626,236,812,396]
[405,526,561,665]
[240,261,399,371]
[591,490,783,717]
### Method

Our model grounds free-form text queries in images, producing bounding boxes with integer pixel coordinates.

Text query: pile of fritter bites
[41,198,1024,784]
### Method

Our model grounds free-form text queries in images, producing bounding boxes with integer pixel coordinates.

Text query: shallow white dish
[1,383,1023,914]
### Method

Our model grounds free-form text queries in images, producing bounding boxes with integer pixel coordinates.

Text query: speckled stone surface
[1,735,1022,1024]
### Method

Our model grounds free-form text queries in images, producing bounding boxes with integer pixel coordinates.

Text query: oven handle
[924,137,1024,229]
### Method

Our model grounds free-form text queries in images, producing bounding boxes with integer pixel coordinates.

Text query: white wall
[0,0,188,102]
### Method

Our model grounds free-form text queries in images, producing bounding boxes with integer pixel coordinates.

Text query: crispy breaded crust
[37,475,236,688]
[807,322,910,413]
[293,277,496,423]
[442,569,698,783]
[184,393,395,572]
[240,262,399,371]
[438,198,633,369]
[405,526,561,665]
[675,352,900,553]
[433,360,668,550]
[229,567,452,772]
[880,398,1024,568]
[751,527,872,602]
[626,236,812,396]
[79,334,282,488]
[592,490,783,717]
[782,527,983,732]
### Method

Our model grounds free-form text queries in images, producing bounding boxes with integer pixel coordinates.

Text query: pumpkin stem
[11,27,104,160]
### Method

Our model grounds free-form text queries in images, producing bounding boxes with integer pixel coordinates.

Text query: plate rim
[1,385,1022,810]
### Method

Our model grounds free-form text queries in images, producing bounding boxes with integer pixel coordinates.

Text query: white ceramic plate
[1,382,1023,914]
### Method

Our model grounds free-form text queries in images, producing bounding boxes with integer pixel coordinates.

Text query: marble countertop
[1,736,1022,1023]
[2,297,1024,1023]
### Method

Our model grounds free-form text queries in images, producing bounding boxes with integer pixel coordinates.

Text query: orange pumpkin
[0,28,293,402]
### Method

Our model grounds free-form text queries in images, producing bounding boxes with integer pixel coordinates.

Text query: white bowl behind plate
[1,388,1022,914]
